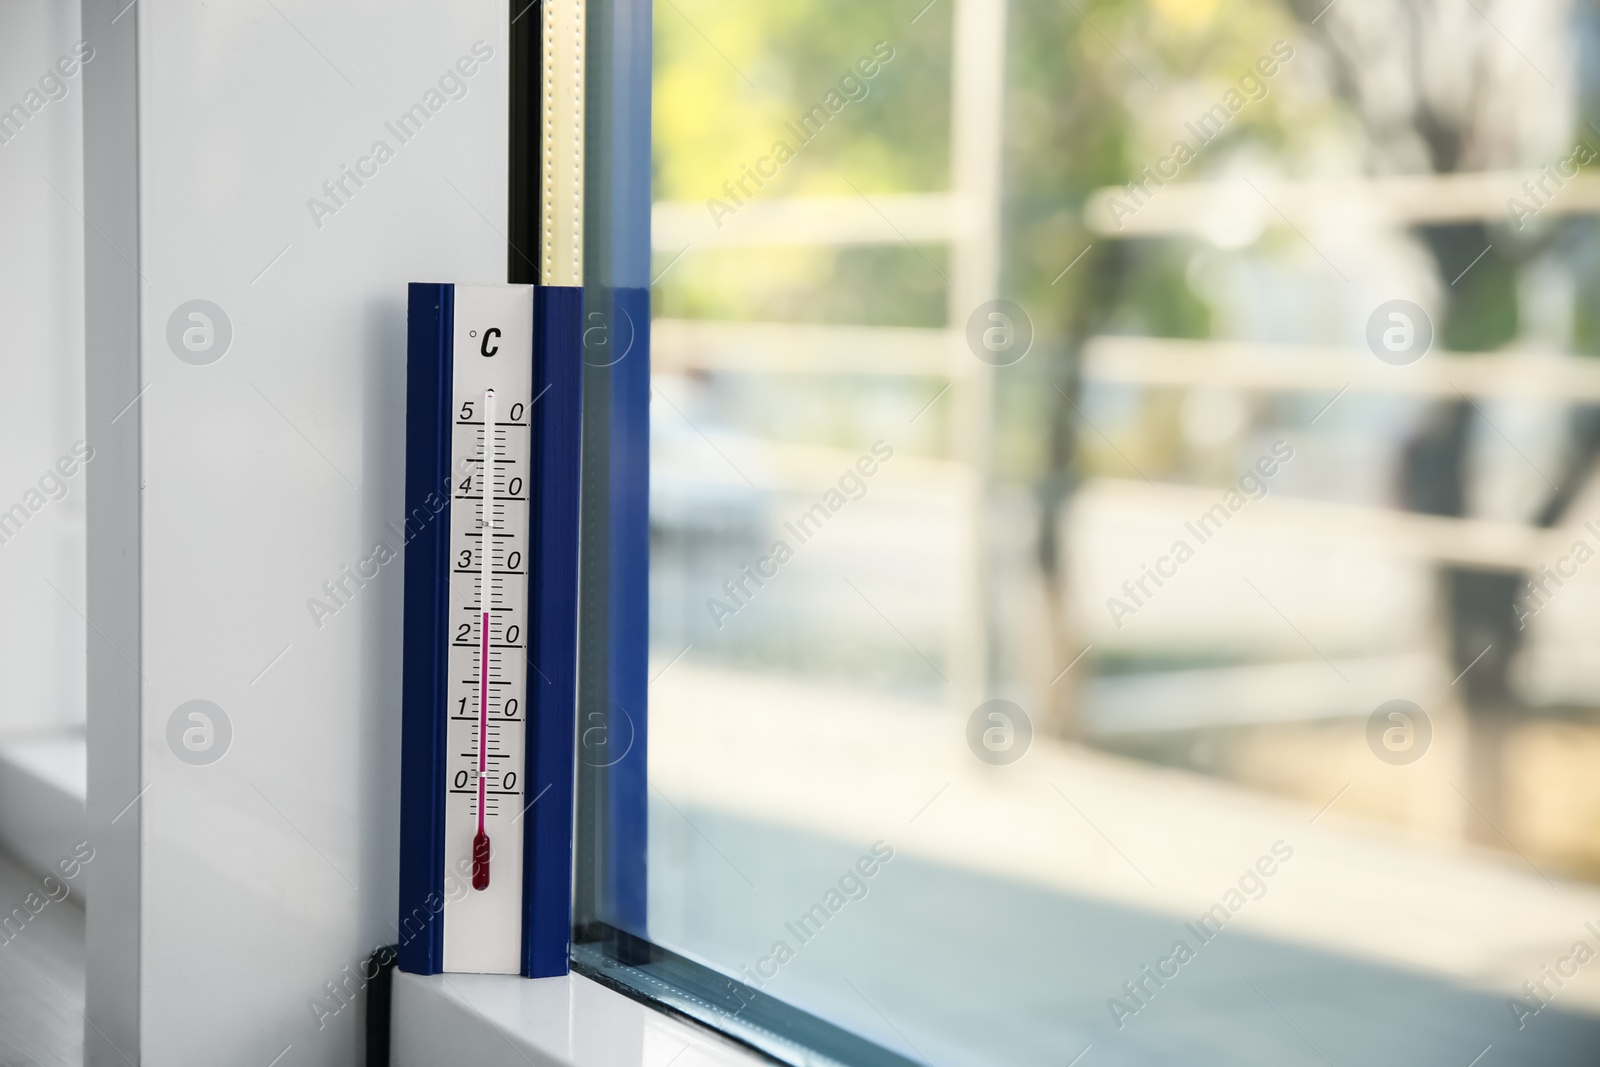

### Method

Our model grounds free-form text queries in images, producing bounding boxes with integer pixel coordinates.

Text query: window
[577,1,1600,1064]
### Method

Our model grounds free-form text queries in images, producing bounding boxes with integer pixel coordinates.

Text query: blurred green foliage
[654,0,951,201]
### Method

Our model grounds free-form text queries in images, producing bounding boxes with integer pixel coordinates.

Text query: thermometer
[397,282,581,978]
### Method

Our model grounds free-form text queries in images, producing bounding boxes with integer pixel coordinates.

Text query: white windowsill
[391,969,769,1067]
[0,727,88,891]
[0,733,765,1065]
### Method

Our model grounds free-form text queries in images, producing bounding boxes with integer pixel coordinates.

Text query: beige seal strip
[542,0,584,286]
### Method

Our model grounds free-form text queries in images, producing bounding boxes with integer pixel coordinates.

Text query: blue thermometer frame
[397,281,582,978]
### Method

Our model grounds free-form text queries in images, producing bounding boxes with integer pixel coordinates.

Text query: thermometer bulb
[472,830,491,890]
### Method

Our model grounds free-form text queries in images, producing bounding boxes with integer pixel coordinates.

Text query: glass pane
[626,1,1600,1063]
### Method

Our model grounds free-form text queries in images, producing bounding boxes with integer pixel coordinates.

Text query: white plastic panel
[90,2,510,1064]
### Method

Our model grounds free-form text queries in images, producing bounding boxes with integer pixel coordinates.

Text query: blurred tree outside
[650,0,1600,876]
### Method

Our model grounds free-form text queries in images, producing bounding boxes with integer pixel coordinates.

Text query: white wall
[84,2,509,1063]
[0,0,87,735]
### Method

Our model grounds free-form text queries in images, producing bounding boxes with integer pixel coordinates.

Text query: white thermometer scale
[439,286,535,973]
